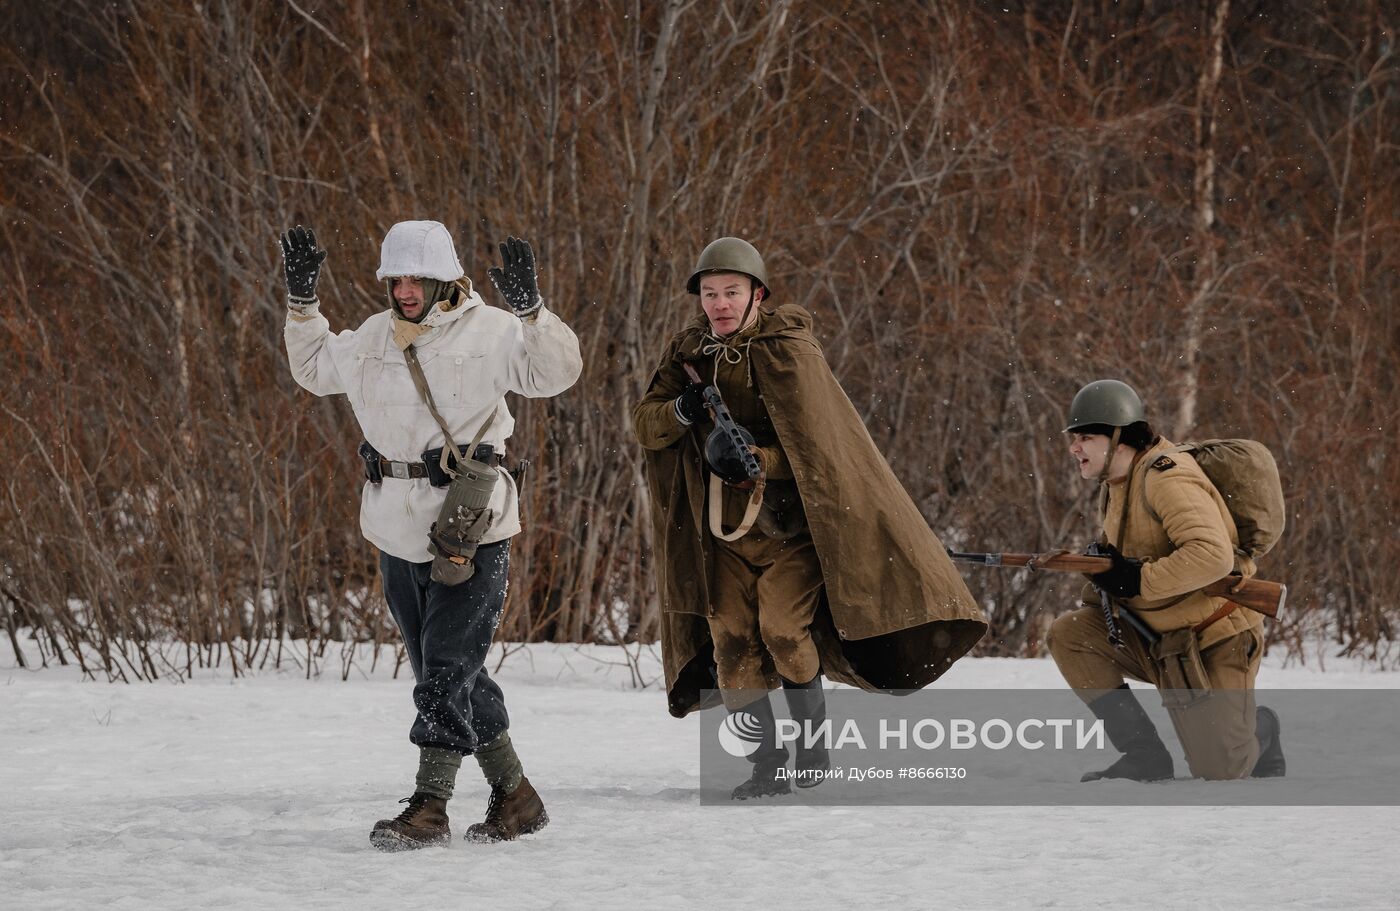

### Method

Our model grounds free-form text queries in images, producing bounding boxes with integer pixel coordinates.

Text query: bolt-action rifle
[948,546,1286,632]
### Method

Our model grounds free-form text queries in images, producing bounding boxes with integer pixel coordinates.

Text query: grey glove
[487,236,543,318]
[279,225,327,303]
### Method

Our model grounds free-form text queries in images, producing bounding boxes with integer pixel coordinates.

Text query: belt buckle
[389,462,410,480]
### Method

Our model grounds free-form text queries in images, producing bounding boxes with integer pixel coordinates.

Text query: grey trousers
[379,540,511,755]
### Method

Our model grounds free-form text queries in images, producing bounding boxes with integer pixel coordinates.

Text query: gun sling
[708,472,767,542]
[1191,600,1238,634]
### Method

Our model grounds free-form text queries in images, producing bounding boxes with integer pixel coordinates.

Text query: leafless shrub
[0,0,1394,678]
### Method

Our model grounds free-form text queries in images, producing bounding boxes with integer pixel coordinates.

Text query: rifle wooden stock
[947,550,1286,619]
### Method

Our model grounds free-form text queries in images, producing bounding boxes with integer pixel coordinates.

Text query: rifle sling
[1192,600,1238,634]
[708,472,765,542]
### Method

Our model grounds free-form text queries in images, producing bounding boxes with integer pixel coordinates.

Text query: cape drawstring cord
[701,336,744,365]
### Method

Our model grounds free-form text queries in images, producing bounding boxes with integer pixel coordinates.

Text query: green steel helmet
[1064,379,1147,432]
[685,237,770,296]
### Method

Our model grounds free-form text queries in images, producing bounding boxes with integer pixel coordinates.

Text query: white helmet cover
[375,220,464,282]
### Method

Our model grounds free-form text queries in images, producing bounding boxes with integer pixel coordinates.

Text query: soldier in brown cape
[632,237,986,799]
[1051,379,1286,782]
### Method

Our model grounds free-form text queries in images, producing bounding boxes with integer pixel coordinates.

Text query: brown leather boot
[463,776,549,843]
[369,792,451,852]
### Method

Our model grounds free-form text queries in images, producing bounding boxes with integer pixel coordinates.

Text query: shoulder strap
[403,345,495,478]
[1098,450,1145,550]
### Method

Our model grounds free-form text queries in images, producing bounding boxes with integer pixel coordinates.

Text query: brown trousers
[1049,607,1263,780]
[708,529,824,707]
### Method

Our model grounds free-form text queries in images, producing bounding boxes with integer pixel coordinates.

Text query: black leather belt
[379,452,505,481]
[359,441,502,487]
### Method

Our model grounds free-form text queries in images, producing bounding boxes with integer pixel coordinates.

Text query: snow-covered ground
[2,644,1395,911]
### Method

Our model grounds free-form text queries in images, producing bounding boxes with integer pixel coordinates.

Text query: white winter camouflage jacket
[285,287,582,562]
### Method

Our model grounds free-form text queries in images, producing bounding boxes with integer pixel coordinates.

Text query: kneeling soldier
[1051,379,1285,782]
[280,223,581,847]
[633,238,986,799]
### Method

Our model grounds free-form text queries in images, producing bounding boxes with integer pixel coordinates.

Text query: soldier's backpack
[1170,439,1285,559]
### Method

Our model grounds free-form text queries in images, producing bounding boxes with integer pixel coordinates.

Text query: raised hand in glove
[487,235,543,318]
[279,225,327,302]
[1090,544,1142,599]
[674,381,708,426]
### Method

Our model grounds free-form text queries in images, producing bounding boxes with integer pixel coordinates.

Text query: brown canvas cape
[639,303,986,717]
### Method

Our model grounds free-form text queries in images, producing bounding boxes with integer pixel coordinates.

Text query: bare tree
[0,0,1395,677]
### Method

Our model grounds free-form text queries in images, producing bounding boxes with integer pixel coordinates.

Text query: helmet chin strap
[710,284,758,339]
[1097,426,1123,484]
[735,285,757,336]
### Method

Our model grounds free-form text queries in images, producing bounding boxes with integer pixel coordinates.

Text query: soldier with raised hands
[280,223,581,849]
[632,237,986,799]
[1052,379,1286,782]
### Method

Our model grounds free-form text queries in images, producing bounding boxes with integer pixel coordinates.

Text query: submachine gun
[681,361,765,542]
[681,362,762,485]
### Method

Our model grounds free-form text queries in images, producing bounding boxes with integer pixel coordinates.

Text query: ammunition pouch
[1151,628,1212,709]
[428,454,500,586]
[359,440,384,484]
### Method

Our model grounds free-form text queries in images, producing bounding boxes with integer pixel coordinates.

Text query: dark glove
[279,225,327,302]
[1090,544,1142,599]
[674,382,707,426]
[487,235,542,317]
